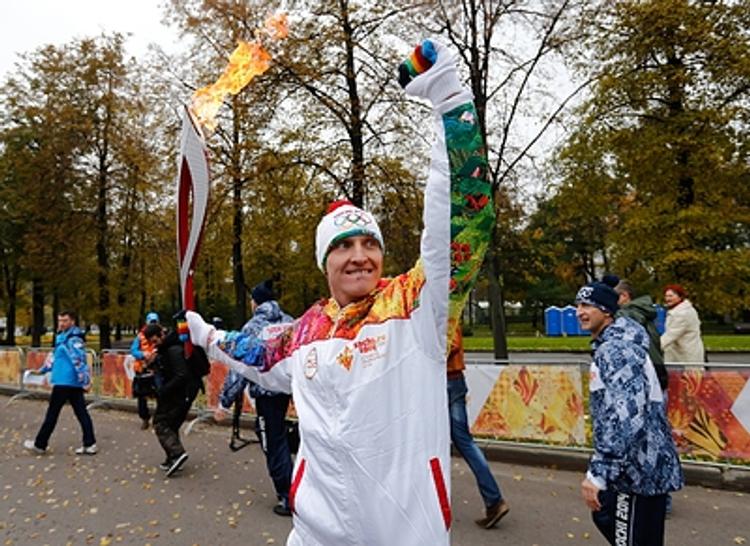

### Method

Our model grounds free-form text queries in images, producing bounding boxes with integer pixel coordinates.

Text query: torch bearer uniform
[188,42,493,546]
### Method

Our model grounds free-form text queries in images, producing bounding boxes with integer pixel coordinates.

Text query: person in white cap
[186,38,494,545]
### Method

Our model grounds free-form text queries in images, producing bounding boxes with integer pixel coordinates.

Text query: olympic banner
[203,362,253,413]
[204,360,297,419]
[22,348,54,392]
[467,364,586,445]
[667,368,750,460]
[99,351,134,400]
[0,347,22,387]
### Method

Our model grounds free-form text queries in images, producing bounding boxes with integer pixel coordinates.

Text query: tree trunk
[487,245,509,360]
[31,278,44,347]
[2,263,18,345]
[139,260,146,325]
[230,96,247,327]
[52,290,60,330]
[341,0,365,207]
[97,167,111,350]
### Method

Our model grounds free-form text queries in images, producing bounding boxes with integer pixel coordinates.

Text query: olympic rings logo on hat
[576,286,594,301]
[333,209,372,228]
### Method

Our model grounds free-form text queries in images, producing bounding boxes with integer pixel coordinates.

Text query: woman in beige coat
[661,284,705,363]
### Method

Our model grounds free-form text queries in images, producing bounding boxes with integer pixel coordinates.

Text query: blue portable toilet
[544,306,563,337]
[562,305,582,336]
[655,304,666,335]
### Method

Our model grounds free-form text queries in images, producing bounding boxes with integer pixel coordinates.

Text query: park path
[1,395,748,545]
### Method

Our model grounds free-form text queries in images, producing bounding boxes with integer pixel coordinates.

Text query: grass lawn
[7,332,750,353]
[464,333,750,352]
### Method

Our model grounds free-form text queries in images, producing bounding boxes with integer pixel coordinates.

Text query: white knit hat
[315,200,384,271]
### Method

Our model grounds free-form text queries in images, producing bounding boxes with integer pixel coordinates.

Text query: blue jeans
[35,385,96,449]
[448,375,502,508]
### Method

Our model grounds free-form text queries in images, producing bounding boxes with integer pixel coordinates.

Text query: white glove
[404,39,464,105]
[186,311,215,348]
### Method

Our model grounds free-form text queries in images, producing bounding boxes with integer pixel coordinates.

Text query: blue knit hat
[575,281,619,315]
[251,279,274,305]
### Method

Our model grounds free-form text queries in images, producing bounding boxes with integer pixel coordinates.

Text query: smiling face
[576,303,613,339]
[325,234,383,307]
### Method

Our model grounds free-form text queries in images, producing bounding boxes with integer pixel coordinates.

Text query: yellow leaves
[100,537,112,546]
[733,537,746,544]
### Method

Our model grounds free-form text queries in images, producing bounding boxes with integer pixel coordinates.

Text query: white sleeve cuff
[586,471,607,491]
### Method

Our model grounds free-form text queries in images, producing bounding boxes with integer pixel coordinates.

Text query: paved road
[2,395,748,545]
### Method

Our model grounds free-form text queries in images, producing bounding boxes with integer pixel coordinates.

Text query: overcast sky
[1,1,179,79]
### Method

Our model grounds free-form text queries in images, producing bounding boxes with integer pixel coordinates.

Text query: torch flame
[190,12,288,132]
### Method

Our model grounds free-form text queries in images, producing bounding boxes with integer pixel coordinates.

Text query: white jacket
[661,299,705,363]
[194,60,493,545]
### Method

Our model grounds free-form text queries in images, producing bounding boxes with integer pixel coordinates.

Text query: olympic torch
[175,12,289,349]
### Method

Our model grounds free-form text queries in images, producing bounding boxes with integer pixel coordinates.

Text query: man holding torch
[186,39,493,545]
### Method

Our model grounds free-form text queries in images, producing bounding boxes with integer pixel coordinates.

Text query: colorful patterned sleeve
[409,96,493,362]
[444,104,494,347]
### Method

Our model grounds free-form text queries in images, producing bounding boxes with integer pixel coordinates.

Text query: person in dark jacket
[214,279,294,516]
[130,311,161,429]
[576,280,683,545]
[144,323,202,477]
[611,278,668,391]
[24,310,97,455]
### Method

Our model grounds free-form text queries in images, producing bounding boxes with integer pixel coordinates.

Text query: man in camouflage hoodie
[575,280,683,546]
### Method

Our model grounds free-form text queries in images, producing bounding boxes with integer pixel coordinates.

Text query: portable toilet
[655,304,667,335]
[562,305,582,336]
[544,306,563,337]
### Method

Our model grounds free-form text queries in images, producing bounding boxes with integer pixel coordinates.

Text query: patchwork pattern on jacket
[588,316,684,496]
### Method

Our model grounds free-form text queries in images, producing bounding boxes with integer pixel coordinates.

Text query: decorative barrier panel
[467,364,586,445]
[667,368,750,460]
[0,347,22,387]
[99,351,134,400]
[4,347,748,464]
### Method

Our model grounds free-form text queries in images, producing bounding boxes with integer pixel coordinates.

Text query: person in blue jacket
[575,281,683,546]
[214,279,294,516]
[24,310,97,455]
[130,312,161,429]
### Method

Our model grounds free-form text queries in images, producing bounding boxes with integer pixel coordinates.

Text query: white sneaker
[23,439,46,454]
[75,444,98,455]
